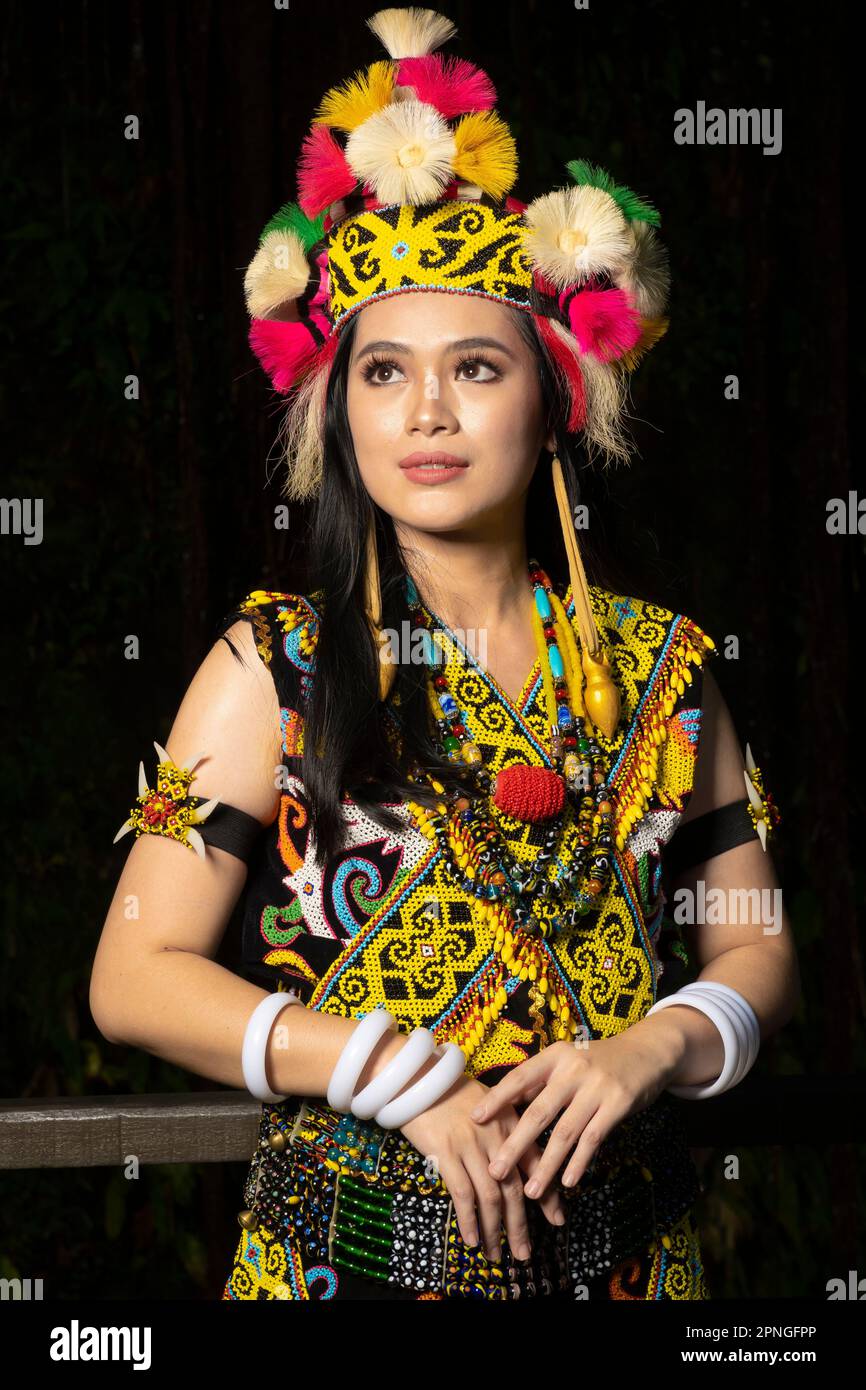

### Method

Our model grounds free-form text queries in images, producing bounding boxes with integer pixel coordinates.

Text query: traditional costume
[114,6,778,1300]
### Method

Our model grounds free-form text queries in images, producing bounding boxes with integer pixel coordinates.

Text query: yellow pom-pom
[315,61,396,132]
[452,110,518,200]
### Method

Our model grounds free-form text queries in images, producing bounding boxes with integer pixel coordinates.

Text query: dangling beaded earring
[550,452,621,739]
[363,513,397,702]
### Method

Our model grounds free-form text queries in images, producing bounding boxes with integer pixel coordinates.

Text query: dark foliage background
[1,0,861,1299]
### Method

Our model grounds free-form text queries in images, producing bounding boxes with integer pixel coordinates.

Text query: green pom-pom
[260,201,325,250]
[565,159,661,227]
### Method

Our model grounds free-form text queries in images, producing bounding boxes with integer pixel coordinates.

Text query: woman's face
[345,292,554,537]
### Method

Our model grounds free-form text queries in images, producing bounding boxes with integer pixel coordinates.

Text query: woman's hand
[468,1024,682,1200]
[399,1074,567,1263]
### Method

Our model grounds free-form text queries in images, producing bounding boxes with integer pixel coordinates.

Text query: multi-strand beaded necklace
[402,562,619,1055]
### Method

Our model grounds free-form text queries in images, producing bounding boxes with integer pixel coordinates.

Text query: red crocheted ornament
[492,765,566,823]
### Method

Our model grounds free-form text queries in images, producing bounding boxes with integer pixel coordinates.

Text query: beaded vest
[218,580,715,1299]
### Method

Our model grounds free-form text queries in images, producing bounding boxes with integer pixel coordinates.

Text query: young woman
[90,7,800,1301]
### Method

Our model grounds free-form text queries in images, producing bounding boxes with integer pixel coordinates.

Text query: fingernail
[489,1160,505,1178]
[553,1210,566,1226]
[516,1243,531,1260]
[525,1179,541,1197]
[470,1106,485,1120]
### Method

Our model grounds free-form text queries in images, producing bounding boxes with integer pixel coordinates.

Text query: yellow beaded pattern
[318,592,708,1055]
[613,621,715,851]
[228,585,715,1064]
[327,202,532,327]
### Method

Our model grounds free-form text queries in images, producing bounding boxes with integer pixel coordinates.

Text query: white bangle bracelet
[242,989,303,1103]
[350,1026,437,1121]
[679,983,760,1085]
[677,985,751,1088]
[646,990,741,1099]
[375,1041,466,1130]
[327,1008,396,1112]
[682,981,760,1059]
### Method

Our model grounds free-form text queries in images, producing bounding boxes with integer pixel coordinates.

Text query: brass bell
[268,1129,288,1152]
[237,1209,259,1231]
[581,647,620,740]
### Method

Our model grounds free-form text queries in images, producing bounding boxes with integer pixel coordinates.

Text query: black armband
[663,799,758,879]
[187,797,265,862]
[113,742,266,864]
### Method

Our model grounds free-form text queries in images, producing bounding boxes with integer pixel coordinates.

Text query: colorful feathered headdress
[243,5,671,501]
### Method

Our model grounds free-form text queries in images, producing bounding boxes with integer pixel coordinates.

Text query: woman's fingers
[486,1088,568,1180]
[497,1166,534,1261]
[437,1155,481,1249]
[462,1148,514,1264]
[470,1051,549,1120]
[560,1113,612,1188]
[519,1142,568,1227]
[526,1102,608,1198]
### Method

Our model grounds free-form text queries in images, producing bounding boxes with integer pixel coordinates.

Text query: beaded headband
[243,6,671,500]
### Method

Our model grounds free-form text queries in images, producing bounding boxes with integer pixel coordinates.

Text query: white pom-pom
[611,220,671,318]
[244,229,311,319]
[345,99,456,205]
[367,7,456,59]
[524,186,632,291]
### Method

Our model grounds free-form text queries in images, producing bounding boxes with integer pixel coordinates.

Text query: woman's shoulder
[588,583,716,694]
[578,586,718,852]
[216,586,326,730]
[588,584,715,651]
[589,581,715,727]
[218,587,324,665]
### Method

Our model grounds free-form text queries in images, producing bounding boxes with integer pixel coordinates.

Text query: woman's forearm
[632,941,801,1088]
[93,947,412,1098]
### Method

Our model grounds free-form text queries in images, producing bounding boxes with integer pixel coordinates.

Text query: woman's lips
[398,451,469,484]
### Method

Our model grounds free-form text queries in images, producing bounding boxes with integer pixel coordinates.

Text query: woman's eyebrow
[354,335,517,360]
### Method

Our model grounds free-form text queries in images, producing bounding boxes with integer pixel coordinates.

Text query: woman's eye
[361,357,499,384]
[457,359,499,381]
[363,360,405,384]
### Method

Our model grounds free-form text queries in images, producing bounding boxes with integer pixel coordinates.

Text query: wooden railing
[1,1074,863,1169]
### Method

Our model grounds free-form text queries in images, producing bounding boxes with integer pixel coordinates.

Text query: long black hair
[296,304,616,866]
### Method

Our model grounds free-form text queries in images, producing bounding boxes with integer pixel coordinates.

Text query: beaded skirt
[221,1093,710,1301]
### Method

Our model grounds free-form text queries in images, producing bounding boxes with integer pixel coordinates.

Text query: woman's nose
[405,366,458,433]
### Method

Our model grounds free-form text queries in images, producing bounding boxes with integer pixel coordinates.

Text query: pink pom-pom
[533,313,587,432]
[396,55,496,118]
[249,319,322,394]
[561,287,642,362]
[297,125,357,217]
[305,247,332,341]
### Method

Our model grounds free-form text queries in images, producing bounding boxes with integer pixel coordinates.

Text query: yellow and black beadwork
[113,743,220,859]
[214,578,717,1301]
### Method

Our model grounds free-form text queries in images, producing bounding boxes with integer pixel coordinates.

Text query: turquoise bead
[549,643,564,679]
[535,588,552,621]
